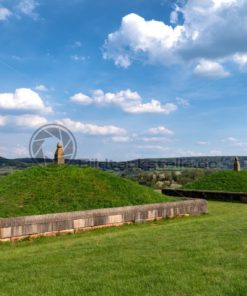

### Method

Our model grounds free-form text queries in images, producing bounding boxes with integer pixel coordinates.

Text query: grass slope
[0,165,173,218]
[183,170,247,192]
[0,201,246,296]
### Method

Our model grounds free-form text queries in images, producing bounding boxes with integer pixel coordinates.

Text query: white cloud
[233,53,247,71]
[0,144,28,158]
[72,41,82,48]
[209,149,222,156]
[103,0,247,72]
[15,115,48,128]
[103,13,184,67]
[0,88,52,113]
[71,55,86,61]
[0,116,7,126]
[226,136,247,148]
[35,85,48,92]
[112,136,130,142]
[125,100,177,114]
[193,59,230,78]
[147,126,174,135]
[0,7,11,21]
[170,5,180,24]
[140,137,172,142]
[56,118,126,136]
[175,149,204,157]
[0,146,7,156]
[13,145,29,157]
[18,0,38,19]
[70,89,177,114]
[0,114,47,128]
[136,144,170,152]
[70,93,93,105]
[227,137,237,142]
[176,97,189,107]
[212,0,237,9]
[197,141,209,145]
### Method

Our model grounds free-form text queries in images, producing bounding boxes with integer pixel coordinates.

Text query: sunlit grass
[184,170,247,192]
[0,201,246,295]
[0,165,174,218]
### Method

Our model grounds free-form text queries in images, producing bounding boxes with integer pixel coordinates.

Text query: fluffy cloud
[18,0,38,19]
[233,53,247,71]
[112,136,131,143]
[0,114,126,135]
[15,115,48,127]
[136,144,170,152]
[197,141,209,145]
[12,145,29,157]
[209,149,222,156]
[175,149,205,157]
[71,55,86,62]
[147,126,174,135]
[70,89,177,114]
[193,59,230,78]
[35,85,48,92]
[139,126,174,143]
[140,137,173,143]
[0,8,11,21]
[0,114,48,129]
[225,136,247,148]
[176,97,189,108]
[0,88,52,113]
[70,93,93,105]
[103,0,247,72]
[56,118,126,136]
[72,41,82,48]
[0,115,47,128]
[0,145,29,158]
[103,13,184,67]
[0,116,7,126]
[212,0,237,9]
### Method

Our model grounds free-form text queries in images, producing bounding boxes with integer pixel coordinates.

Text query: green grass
[183,170,247,192]
[0,201,246,296]
[0,165,173,218]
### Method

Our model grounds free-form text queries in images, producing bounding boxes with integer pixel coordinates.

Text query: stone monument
[54,143,65,164]
[234,156,240,172]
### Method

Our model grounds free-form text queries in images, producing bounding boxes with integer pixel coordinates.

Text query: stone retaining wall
[0,199,207,242]
[163,189,247,203]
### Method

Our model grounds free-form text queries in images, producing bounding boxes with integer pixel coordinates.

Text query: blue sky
[1,0,247,160]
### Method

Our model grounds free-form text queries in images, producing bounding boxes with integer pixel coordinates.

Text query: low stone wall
[0,199,207,242]
[163,189,247,203]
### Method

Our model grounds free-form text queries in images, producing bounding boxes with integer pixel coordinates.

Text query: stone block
[0,227,11,239]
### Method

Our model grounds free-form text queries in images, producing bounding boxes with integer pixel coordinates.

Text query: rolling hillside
[0,165,174,218]
[183,170,247,192]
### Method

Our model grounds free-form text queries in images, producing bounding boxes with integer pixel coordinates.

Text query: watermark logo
[29,123,77,166]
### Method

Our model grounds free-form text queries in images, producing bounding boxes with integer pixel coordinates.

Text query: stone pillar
[54,143,65,165]
[234,157,240,172]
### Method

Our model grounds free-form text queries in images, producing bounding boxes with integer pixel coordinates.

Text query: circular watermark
[29,123,77,166]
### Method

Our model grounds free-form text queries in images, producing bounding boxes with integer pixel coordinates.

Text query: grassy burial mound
[183,170,247,192]
[0,165,174,218]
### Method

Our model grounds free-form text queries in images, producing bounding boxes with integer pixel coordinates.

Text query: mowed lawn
[0,201,246,296]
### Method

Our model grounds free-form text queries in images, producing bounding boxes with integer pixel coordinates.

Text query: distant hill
[0,157,28,168]
[122,156,247,170]
[3,156,247,171]
[0,165,173,218]
[183,170,247,192]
